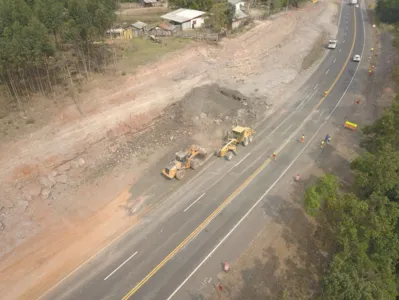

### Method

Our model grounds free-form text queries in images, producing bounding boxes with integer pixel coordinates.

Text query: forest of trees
[0,0,117,111]
[304,12,399,299]
[376,0,399,24]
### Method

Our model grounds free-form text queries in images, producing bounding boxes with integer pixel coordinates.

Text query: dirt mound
[102,84,269,163]
[164,83,268,129]
[169,84,251,123]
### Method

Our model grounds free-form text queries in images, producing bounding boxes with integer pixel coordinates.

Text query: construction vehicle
[218,126,254,161]
[162,145,207,180]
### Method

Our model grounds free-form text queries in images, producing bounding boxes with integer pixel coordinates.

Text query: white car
[353,54,361,62]
[355,4,359,7]
[328,39,337,49]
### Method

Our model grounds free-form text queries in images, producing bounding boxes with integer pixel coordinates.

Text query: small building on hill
[228,0,249,30]
[148,23,179,36]
[131,21,148,36]
[161,8,206,31]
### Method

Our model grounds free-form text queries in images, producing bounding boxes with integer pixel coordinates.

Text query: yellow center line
[122,7,357,300]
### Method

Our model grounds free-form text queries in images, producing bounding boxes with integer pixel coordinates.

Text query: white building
[161,8,206,31]
[228,0,248,30]
[228,0,246,11]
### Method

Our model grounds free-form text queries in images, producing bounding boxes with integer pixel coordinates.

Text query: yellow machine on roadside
[218,126,254,161]
[162,145,207,180]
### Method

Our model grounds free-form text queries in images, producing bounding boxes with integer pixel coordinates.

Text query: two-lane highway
[41,1,366,299]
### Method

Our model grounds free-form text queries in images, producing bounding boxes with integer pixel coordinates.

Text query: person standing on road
[325,134,331,144]
[300,134,305,143]
[272,152,277,161]
[320,140,325,148]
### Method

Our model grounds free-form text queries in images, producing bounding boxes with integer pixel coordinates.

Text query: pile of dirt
[86,84,270,183]
[164,83,269,131]
[129,84,270,153]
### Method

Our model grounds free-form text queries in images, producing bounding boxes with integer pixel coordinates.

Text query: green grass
[118,37,192,72]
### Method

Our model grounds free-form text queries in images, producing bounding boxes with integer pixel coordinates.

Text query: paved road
[42,1,366,299]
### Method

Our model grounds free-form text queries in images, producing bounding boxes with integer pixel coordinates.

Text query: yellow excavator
[218,126,254,161]
[162,145,207,180]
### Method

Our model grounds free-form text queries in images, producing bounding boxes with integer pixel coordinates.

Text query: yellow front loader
[217,126,254,161]
[162,145,207,180]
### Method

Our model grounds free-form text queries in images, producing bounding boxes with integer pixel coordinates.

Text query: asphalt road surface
[42,1,367,299]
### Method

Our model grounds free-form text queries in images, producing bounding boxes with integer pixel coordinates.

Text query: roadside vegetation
[0,0,118,112]
[303,3,399,298]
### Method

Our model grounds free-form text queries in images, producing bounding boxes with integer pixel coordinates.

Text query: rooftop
[161,8,206,23]
[158,23,178,31]
[132,21,148,29]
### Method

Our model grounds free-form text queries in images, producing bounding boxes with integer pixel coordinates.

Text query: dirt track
[0,1,340,299]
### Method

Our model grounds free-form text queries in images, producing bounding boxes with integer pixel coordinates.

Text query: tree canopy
[0,0,117,104]
[376,0,399,23]
[303,20,399,299]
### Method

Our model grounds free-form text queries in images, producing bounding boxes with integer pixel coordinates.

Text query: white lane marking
[166,4,367,297]
[296,94,310,110]
[313,83,319,90]
[325,69,330,75]
[255,110,295,137]
[333,58,336,63]
[104,251,138,281]
[37,1,344,297]
[339,48,342,52]
[296,88,318,110]
[207,153,251,191]
[234,152,252,168]
[184,193,206,212]
[223,152,252,175]
[345,32,347,36]
[281,124,293,136]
